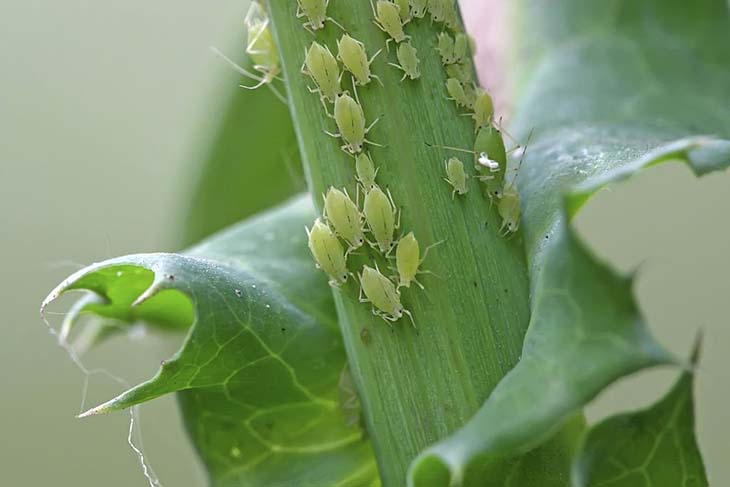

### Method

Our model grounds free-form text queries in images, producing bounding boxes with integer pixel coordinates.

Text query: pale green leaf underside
[572,349,706,487]
[409,0,730,484]
[42,196,378,487]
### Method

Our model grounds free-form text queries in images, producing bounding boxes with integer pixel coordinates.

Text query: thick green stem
[267,2,530,484]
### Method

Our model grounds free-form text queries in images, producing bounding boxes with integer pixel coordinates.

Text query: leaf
[409,0,730,484]
[42,196,379,487]
[572,345,706,487]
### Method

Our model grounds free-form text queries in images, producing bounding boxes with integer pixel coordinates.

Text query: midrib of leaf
[266,2,542,484]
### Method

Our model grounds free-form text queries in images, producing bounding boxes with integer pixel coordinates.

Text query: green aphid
[472,88,494,131]
[437,32,456,65]
[410,0,428,18]
[372,0,410,48]
[395,232,442,290]
[358,264,415,328]
[325,92,381,154]
[301,41,342,103]
[389,41,421,81]
[306,218,350,287]
[444,157,468,198]
[445,62,473,84]
[337,34,383,87]
[296,0,343,32]
[323,187,366,252]
[355,152,378,191]
[395,0,411,22]
[445,78,473,109]
[363,185,400,254]
[453,33,471,63]
[474,125,508,199]
[497,185,521,236]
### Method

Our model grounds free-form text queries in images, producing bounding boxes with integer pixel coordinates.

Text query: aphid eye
[343,274,349,281]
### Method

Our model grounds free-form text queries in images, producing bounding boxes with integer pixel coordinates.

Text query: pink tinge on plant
[460,0,508,117]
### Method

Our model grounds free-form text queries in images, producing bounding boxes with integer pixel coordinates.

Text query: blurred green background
[0,1,727,486]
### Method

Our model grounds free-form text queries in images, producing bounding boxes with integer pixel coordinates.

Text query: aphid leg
[403,309,417,331]
[421,239,445,264]
[365,116,380,134]
[210,47,267,85]
[324,129,341,139]
[326,16,345,31]
[371,74,385,87]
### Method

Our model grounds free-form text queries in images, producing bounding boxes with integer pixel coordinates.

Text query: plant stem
[267,2,531,484]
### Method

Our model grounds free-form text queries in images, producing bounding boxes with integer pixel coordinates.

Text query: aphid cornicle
[337,34,382,86]
[445,78,473,109]
[372,0,410,48]
[498,185,521,236]
[437,32,456,65]
[358,265,415,328]
[363,185,399,254]
[472,88,495,130]
[296,0,343,32]
[355,152,378,191]
[444,157,468,198]
[302,41,342,103]
[395,232,442,290]
[325,92,381,154]
[389,41,421,81]
[323,187,366,252]
[306,218,350,287]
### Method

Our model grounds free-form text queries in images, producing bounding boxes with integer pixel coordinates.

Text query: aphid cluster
[297,1,440,331]
[420,1,528,237]
[307,182,440,330]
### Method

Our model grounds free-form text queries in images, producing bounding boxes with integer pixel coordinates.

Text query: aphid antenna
[506,128,534,189]
[209,47,287,104]
[425,141,474,155]
[421,239,446,264]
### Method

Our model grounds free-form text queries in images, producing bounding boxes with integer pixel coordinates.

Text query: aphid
[209,3,285,102]
[472,88,494,130]
[355,152,378,191]
[474,125,508,199]
[437,32,456,65]
[441,0,459,30]
[395,232,442,289]
[306,218,350,287]
[497,129,532,235]
[444,157,468,198]
[388,41,421,81]
[296,0,343,32]
[301,41,342,103]
[498,185,521,236]
[323,187,366,252]
[445,78,473,109]
[395,0,411,22]
[363,185,399,254]
[337,34,382,86]
[410,0,428,18]
[325,92,381,154]
[445,62,472,84]
[358,265,415,328]
[453,33,470,63]
[428,0,446,23]
[463,83,478,108]
[372,0,410,48]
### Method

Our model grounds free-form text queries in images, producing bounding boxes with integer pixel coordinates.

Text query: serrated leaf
[42,196,378,487]
[572,349,706,487]
[409,0,730,484]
